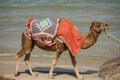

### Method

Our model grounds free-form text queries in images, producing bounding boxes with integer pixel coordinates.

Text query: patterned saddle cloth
[24,18,60,46]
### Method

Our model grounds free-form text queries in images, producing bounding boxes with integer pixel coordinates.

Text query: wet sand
[0,55,109,80]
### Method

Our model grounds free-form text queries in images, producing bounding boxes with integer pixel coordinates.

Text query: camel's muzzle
[101,22,109,31]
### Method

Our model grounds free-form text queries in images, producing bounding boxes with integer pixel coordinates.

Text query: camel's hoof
[48,75,54,79]
[14,72,20,77]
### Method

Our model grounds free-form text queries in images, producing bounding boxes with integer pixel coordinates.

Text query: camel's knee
[15,55,19,61]
[15,49,30,61]
[72,60,76,66]
[52,51,62,66]
[52,60,57,66]
[52,54,61,66]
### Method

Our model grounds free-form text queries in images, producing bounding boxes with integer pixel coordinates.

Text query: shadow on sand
[17,66,98,78]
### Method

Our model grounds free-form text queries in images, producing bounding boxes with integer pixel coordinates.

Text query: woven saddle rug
[24,18,60,46]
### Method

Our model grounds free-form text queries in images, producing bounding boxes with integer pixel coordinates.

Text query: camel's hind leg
[14,33,35,76]
[14,48,25,76]
[24,53,38,76]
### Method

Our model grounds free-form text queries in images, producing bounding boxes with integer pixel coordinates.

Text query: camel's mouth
[105,24,109,30]
[104,26,109,31]
[102,23,109,31]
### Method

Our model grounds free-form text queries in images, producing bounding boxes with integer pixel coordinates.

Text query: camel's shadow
[18,66,98,77]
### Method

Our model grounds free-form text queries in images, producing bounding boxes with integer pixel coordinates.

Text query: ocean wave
[0,53,15,57]
[0,53,54,58]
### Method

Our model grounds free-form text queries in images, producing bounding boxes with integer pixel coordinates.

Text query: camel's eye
[97,23,101,27]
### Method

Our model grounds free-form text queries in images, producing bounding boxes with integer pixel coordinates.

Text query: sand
[0,55,107,80]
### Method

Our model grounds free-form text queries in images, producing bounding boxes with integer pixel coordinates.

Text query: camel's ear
[90,21,95,29]
[90,21,99,30]
[91,22,94,26]
[91,21,96,26]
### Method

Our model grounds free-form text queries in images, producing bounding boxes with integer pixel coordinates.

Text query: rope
[105,31,120,42]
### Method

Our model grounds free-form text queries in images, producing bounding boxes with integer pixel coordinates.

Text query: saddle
[24,18,60,46]
[25,18,86,56]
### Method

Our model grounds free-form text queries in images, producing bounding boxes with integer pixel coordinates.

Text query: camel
[14,19,109,80]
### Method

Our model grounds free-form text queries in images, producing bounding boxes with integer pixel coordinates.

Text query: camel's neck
[81,30,100,49]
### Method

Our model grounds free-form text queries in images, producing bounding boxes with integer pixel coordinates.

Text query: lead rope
[105,31,120,42]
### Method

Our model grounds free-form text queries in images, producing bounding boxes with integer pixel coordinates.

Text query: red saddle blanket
[57,20,86,56]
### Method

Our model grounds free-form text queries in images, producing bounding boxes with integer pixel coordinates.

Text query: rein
[105,31,120,42]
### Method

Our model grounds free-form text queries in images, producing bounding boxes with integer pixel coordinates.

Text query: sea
[0,0,120,58]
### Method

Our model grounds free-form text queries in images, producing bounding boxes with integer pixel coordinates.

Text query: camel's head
[90,21,109,33]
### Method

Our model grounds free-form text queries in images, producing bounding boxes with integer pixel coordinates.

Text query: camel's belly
[34,40,57,51]
[34,39,68,52]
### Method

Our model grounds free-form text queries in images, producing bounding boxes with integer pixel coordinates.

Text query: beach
[0,55,109,80]
[0,0,120,80]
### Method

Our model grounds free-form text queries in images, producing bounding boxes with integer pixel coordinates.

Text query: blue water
[0,0,120,58]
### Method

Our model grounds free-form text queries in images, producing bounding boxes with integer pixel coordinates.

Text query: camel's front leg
[49,51,62,78]
[69,52,84,80]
